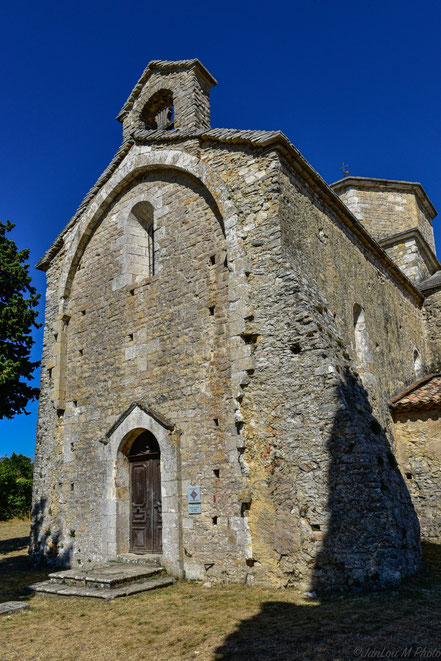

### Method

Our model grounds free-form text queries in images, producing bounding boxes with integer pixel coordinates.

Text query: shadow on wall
[30,496,73,568]
[310,367,422,593]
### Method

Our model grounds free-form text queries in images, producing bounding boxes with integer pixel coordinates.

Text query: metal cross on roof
[339,162,350,177]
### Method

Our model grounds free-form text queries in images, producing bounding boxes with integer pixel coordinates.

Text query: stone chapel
[31,59,441,592]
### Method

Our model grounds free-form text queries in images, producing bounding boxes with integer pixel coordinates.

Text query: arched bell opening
[140,89,174,130]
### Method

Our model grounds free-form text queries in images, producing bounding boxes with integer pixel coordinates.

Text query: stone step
[115,553,162,566]
[26,576,175,601]
[0,601,30,616]
[47,562,162,589]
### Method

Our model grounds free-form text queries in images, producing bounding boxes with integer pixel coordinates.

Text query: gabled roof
[389,374,441,411]
[116,59,218,122]
[35,129,289,271]
[132,126,286,146]
[35,126,425,306]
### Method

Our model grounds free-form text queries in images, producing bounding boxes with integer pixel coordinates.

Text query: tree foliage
[0,453,33,520]
[0,220,41,418]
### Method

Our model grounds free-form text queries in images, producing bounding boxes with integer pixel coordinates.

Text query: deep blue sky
[1,0,441,458]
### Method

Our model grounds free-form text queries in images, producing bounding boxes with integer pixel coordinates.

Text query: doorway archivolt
[102,403,180,575]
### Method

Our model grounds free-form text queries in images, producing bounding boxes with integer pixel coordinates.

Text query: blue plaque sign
[188,486,201,504]
[188,504,202,514]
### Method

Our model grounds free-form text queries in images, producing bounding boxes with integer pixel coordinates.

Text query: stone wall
[392,409,441,541]
[424,290,441,371]
[31,253,69,564]
[280,166,429,413]
[32,162,252,581]
[380,234,434,285]
[223,157,425,591]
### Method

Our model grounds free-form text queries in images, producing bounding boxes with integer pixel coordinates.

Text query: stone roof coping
[389,373,441,411]
[35,127,425,306]
[331,176,437,221]
[378,227,441,274]
[35,129,292,271]
[419,270,441,294]
[116,59,218,122]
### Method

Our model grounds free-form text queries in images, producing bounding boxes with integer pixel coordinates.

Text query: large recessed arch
[59,148,240,302]
[50,147,252,429]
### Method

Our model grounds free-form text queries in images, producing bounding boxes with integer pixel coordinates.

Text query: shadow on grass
[214,543,441,661]
[0,527,50,602]
[0,536,30,556]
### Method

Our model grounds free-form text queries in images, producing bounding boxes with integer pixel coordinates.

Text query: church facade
[31,59,441,592]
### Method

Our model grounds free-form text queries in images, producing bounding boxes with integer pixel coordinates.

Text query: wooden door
[130,455,162,553]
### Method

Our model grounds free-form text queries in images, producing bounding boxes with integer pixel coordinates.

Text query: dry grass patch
[1,520,441,660]
[0,518,50,602]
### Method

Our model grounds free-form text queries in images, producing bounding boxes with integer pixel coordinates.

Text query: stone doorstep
[48,562,163,588]
[0,601,30,616]
[26,576,175,601]
[115,553,162,566]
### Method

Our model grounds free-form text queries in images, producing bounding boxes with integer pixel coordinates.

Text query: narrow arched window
[353,304,370,368]
[128,201,154,279]
[413,349,423,378]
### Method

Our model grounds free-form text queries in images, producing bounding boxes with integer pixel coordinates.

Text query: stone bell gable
[32,58,441,592]
[116,59,217,139]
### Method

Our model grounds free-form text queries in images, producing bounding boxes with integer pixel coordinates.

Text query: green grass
[1,520,441,660]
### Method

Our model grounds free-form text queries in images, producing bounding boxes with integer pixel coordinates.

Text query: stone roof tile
[419,270,441,293]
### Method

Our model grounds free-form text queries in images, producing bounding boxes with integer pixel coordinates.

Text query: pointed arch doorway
[104,403,181,575]
[127,430,162,554]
